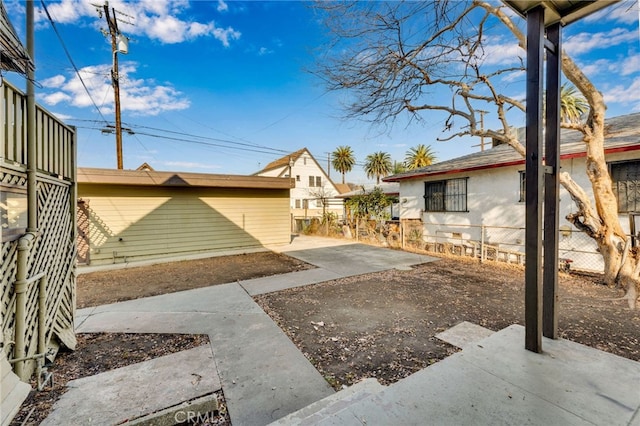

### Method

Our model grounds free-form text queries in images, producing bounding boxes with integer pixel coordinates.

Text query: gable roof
[254,148,308,175]
[385,113,640,182]
[136,162,155,171]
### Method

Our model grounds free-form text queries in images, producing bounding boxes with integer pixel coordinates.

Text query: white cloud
[475,35,524,67]
[145,15,189,43]
[40,62,190,116]
[37,0,95,24]
[564,28,638,56]
[211,26,241,47]
[576,54,640,78]
[580,58,618,77]
[42,92,72,105]
[188,22,213,38]
[258,47,273,56]
[41,75,66,88]
[500,69,525,83]
[36,0,240,47]
[622,55,640,76]
[604,77,640,110]
[217,0,228,13]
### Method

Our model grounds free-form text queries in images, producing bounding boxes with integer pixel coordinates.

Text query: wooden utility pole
[96,1,131,169]
[104,1,123,169]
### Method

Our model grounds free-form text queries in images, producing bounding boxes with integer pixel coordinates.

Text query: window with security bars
[611,160,640,213]
[424,178,468,212]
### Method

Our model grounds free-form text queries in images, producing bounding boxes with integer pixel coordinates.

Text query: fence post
[401,219,405,249]
[480,225,486,263]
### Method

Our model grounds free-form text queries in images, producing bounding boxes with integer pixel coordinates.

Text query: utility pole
[96,1,131,169]
[471,110,489,152]
[479,110,487,151]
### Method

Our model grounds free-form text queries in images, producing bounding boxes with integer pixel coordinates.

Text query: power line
[74,125,291,156]
[69,118,292,155]
[39,0,109,125]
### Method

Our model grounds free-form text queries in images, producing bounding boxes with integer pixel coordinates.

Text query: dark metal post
[543,22,562,339]
[525,5,545,353]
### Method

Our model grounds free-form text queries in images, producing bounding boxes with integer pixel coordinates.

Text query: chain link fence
[416,221,603,273]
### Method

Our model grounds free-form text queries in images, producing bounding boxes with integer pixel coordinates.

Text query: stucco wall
[397,151,640,272]
[78,184,291,266]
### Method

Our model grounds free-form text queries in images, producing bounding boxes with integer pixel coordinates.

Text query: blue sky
[4,0,640,183]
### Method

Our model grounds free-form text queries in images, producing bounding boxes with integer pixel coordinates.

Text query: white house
[254,148,350,220]
[385,113,640,272]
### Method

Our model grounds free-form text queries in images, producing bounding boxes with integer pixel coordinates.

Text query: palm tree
[560,83,589,124]
[364,151,392,184]
[405,144,436,170]
[331,146,356,184]
[392,160,406,174]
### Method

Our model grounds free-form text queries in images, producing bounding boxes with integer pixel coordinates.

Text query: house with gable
[254,148,350,219]
[385,113,640,272]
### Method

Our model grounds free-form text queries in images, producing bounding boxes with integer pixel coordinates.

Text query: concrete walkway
[66,236,437,425]
[51,235,640,425]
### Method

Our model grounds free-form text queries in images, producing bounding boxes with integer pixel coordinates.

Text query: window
[295,199,301,209]
[296,175,300,182]
[1,188,28,242]
[308,176,321,187]
[519,171,526,202]
[611,160,640,212]
[303,157,307,165]
[424,178,468,212]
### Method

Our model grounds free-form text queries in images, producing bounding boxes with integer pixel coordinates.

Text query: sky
[3,0,640,184]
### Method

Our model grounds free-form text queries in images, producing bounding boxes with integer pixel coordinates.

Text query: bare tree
[314,0,638,307]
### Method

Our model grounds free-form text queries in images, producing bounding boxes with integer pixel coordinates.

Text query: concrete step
[1,354,32,426]
[269,378,384,425]
[41,345,221,426]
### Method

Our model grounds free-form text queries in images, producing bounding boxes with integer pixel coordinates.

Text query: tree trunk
[560,55,638,307]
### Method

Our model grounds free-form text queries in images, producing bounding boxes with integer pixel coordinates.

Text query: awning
[0,0,33,75]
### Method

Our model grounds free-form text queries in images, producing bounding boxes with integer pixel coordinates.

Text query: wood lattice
[1,169,76,366]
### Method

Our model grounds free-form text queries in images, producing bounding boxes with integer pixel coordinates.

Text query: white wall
[289,152,343,217]
[398,151,640,272]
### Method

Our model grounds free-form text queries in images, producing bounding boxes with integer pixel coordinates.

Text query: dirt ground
[14,251,310,425]
[10,333,229,426]
[14,248,640,424]
[256,255,640,389]
[77,251,313,308]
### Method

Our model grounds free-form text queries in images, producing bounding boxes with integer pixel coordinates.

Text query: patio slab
[41,345,220,426]
[291,325,640,425]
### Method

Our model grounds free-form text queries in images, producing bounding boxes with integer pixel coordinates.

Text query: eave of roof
[336,182,400,198]
[1,1,34,74]
[78,167,294,190]
[385,113,640,182]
